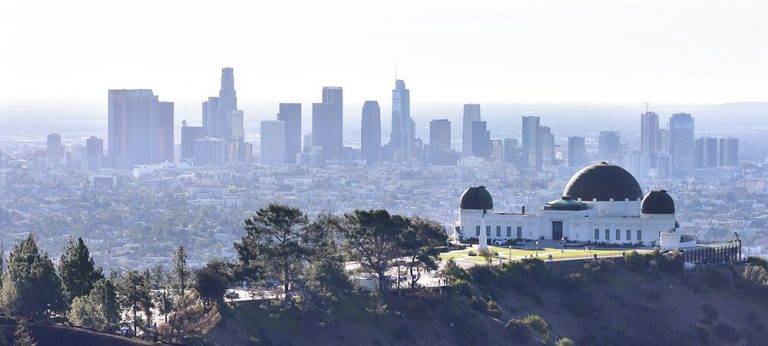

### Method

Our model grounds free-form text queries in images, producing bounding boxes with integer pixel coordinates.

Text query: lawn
[441,246,644,264]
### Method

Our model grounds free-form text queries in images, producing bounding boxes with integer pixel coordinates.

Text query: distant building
[598,131,621,161]
[194,137,226,166]
[201,67,246,163]
[471,121,490,158]
[669,113,695,174]
[312,87,343,161]
[539,126,554,166]
[503,138,519,164]
[181,120,206,161]
[695,137,719,168]
[389,80,414,161]
[261,120,286,165]
[361,101,381,164]
[107,89,173,167]
[462,104,481,157]
[567,136,587,168]
[429,119,451,151]
[86,136,103,171]
[277,103,302,164]
[47,132,62,165]
[522,116,542,171]
[719,137,739,166]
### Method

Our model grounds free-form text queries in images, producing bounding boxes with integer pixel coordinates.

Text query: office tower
[277,103,302,163]
[522,116,542,171]
[656,153,671,179]
[69,145,87,171]
[389,80,413,160]
[567,136,587,167]
[194,137,226,166]
[216,67,237,140]
[598,131,621,160]
[503,138,519,164]
[180,120,206,160]
[85,136,103,171]
[640,112,659,156]
[471,121,490,158]
[202,97,219,134]
[694,137,719,168]
[719,137,739,166]
[108,89,172,167]
[361,101,381,164]
[490,139,503,162]
[658,128,669,153]
[261,120,286,165]
[47,132,62,164]
[462,104,481,157]
[230,110,244,140]
[669,113,695,174]
[539,126,554,165]
[429,119,451,151]
[312,87,343,161]
[303,133,313,153]
[156,101,174,163]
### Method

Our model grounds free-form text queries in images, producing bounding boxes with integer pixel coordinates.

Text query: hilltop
[206,254,768,346]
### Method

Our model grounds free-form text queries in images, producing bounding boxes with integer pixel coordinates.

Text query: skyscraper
[261,120,286,165]
[719,137,739,166]
[539,126,554,166]
[522,116,542,171]
[201,68,246,162]
[640,112,659,156]
[181,120,206,161]
[669,113,695,174]
[277,103,302,163]
[312,87,343,161]
[695,137,718,168]
[47,132,62,165]
[194,137,226,166]
[429,119,451,151]
[361,101,381,164]
[86,136,103,171]
[598,131,621,161]
[156,101,174,163]
[471,121,490,158]
[503,138,519,164]
[390,80,413,160]
[462,104,481,157]
[567,136,587,168]
[108,89,172,167]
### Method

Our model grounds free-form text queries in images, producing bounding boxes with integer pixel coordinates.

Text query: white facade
[458,198,676,246]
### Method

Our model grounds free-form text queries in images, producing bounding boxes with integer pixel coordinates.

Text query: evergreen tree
[193,266,227,311]
[116,270,153,336]
[58,237,103,302]
[0,235,64,319]
[235,204,321,303]
[89,278,120,329]
[400,217,448,288]
[342,209,408,295]
[172,246,190,300]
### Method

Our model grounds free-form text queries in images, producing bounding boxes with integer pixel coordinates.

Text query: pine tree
[116,270,153,336]
[172,246,190,300]
[58,237,103,302]
[0,235,64,320]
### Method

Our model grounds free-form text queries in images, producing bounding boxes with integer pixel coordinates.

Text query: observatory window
[476,225,480,237]
[496,226,501,237]
[626,229,631,241]
[637,230,642,241]
[594,229,599,240]
[506,226,512,237]
[486,226,491,237]
[615,229,621,240]
[605,229,610,240]
[517,226,522,239]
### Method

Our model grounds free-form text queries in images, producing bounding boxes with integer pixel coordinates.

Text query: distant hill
[207,255,768,346]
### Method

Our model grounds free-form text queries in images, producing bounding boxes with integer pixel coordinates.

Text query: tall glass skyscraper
[361,101,381,164]
[389,79,413,160]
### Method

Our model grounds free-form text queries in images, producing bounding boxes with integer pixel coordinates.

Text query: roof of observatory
[563,162,644,201]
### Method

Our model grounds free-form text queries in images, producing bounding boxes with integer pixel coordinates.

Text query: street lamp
[509,246,512,261]
[535,240,539,257]
[561,237,565,253]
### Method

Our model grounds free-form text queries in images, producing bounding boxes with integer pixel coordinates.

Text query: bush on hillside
[486,300,502,319]
[555,337,575,346]
[623,250,647,271]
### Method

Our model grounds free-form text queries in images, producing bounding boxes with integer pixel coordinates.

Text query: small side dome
[641,190,675,214]
[460,186,493,210]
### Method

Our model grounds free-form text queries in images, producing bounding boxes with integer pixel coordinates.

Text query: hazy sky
[1,0,767,110]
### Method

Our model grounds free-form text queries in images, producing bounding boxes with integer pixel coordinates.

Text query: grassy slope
[208,259,768,346]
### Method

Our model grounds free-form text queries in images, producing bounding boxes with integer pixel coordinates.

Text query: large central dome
[563,162,643,201]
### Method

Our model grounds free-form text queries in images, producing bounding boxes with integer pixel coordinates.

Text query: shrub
[562,272,585,291]
[505,319,532,342]
[486,300,502,319]
[469,296,485,311]
[467,250,477,256]
[451,279,473,297]
[442,259,469,284]
[624,250,646,271]
[522,314,550,339]
[555,337,575,346]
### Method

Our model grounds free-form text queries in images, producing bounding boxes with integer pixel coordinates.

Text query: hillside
[207,255,768,346]
[0,318,158,346]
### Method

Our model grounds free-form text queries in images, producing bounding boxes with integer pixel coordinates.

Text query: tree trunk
[284,259,290,303]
